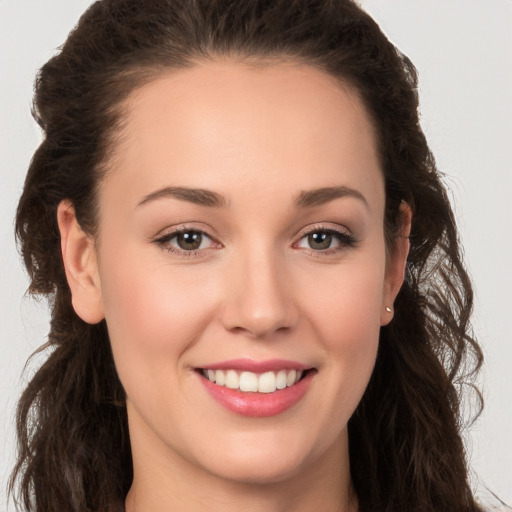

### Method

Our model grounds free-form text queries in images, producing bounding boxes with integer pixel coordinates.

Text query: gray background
[1,1,511,509]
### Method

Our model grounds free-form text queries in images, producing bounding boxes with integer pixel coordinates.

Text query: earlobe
[380,202,412,326]
[57,200,104,324]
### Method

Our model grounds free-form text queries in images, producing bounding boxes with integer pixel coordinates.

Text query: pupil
[309,232,332,250]
[177,231,202,250]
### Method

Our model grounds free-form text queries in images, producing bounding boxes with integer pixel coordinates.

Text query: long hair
[11,1,483,510]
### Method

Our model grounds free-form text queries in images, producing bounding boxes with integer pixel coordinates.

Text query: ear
[380,202,412,326]
[57,200,104,324]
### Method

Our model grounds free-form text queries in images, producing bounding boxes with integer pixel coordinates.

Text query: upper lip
[197,358,312,373]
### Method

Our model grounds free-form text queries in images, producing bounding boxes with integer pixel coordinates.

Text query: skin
[57,59,411,512]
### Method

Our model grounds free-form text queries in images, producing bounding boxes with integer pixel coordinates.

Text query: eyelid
[152,222,356,257]
[153,224,222,255]
[292,222,357,254]
[293,222,353,240]
[154,222,219,241]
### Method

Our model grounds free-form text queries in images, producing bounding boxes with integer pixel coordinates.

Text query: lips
[196,359,315,417]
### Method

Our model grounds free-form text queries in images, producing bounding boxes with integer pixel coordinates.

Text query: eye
[172,231,210,251]
[155,228,217,254]
[295,227,356,253]
[301,231,337,250]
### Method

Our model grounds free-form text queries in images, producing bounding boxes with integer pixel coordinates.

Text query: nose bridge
[221,241,296,338]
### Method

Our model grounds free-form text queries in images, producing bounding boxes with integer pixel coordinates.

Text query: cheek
[323,281,382,379]
[298,253,385,403]
[301,255,386,347]
[277,254,385,455]
[99,248,220,366]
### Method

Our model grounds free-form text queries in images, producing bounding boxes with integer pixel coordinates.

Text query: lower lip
[198,371,314,417]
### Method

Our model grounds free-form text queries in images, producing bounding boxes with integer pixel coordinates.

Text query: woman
[9,0,489,510]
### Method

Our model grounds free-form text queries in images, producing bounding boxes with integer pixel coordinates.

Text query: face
[62,59,409,488]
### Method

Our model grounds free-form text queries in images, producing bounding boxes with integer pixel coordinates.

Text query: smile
[196,359,315,417]
[201,368,304,393]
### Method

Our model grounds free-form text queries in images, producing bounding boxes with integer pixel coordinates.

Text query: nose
[220,248,298,339]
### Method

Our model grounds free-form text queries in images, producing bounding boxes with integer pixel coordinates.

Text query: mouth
[195,361,316,417]
[198,368,308,394]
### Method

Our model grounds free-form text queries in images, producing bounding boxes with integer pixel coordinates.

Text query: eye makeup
[153,221,357,259]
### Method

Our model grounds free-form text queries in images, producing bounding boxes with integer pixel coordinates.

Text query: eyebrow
[137,184,368,210]
[137,186,227,208]
[294,186,369,210]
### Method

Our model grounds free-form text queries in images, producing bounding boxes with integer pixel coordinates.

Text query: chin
[206,454,307,486]
[192,431,322,486]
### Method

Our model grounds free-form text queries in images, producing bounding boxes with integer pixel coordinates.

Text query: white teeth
[276,370,287,390]
[203,368,306,393]
[239,371,258,392]
[225,370,239,389]
[258,371,276,393]
[215,369,225,386]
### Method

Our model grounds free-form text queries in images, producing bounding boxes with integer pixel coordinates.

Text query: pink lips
[197,358,314,418]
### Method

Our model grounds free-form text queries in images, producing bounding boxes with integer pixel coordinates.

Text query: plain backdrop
[1,1,511,510]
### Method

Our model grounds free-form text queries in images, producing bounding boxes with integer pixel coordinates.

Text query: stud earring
[385,306,392,313]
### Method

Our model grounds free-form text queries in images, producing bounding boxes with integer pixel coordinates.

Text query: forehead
[101,59,383,213]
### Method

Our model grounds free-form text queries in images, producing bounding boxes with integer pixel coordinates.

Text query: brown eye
[175,231,204,251]
[307,232,333,250]
[155,227,219,255]
[295,227,356,254]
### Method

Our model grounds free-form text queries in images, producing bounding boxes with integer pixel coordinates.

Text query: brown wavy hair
[11,1,484,511]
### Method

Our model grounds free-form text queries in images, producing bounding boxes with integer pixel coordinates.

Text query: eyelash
[154,226,219,257]
[293,225,357,256]
[154,224,357,257]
